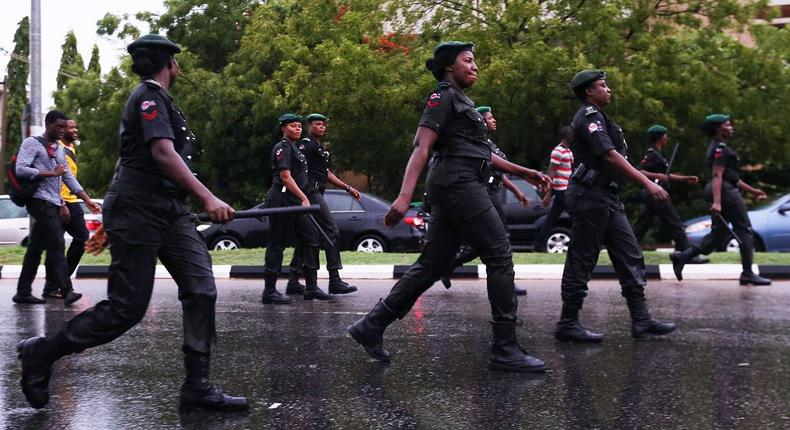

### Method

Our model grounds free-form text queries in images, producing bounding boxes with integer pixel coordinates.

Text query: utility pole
[29,0,43,136]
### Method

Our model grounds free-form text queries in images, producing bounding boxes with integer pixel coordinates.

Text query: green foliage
[2,16,30,178]
[54,31,85,106]
[88,44,101,75]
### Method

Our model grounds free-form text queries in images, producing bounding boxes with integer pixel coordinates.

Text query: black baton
[195,204,321,222]
[664,141,680,191]
[306,213,336,247]
[714,212,743,246]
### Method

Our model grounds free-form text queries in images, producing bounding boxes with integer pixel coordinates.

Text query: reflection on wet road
[1,278,788,429]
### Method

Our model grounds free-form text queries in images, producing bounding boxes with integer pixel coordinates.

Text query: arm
[602,150,668,202]
[640,170,698,184]
[737,179,767,201]
[327,171,361,201]
[384,126,437,226]
[59,152,100,214]
[15,140,66,179]
[150,138,234,222]
[278,170,311,207]
[710,164,724,213]
[502,175,528,207]
[491,154,551,194]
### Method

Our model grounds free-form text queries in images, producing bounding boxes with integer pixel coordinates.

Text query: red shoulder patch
[426,92,442,108]
[714,148,724,159]
[276,148,284,161]
[142,110,159,121]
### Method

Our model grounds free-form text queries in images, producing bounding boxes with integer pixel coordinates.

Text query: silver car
[0,195,103,246]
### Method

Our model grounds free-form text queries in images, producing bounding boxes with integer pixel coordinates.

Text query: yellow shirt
[60,140,79,203]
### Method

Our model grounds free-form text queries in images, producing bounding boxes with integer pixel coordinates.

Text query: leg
[14,202,47,302]
[296,213,334,301]
[535,189,567,251]
[16,200,71,303]
[721,190,770,285]
[44,202,89,297]
[312,192,356,294]
[285,241,305,294]
[262,212,293,304]
[631,197,655,245]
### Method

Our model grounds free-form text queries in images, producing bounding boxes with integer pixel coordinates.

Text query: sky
[1,0,166,111]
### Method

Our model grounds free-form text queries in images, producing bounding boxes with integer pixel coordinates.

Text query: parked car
[198,190,424,252]
[0,195,102,246]
[684,192,790,252]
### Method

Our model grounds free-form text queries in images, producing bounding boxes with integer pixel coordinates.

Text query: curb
[0,264,787,280]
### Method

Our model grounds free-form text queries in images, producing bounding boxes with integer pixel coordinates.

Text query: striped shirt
[549,143,573,191]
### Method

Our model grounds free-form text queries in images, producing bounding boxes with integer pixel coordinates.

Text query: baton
[713,212,743,246]
[306,213,336,247]
[664,141,680,191]
[194,204,320,222]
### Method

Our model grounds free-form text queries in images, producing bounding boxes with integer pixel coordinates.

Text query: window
[504,178,539,203]
[0,199,28,219]
[325,193,356,212]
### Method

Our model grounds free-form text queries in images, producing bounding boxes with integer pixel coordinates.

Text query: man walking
[534,126,574,252]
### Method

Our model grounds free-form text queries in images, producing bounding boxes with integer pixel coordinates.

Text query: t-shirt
[549,143,573,191]
[59,141,79,203]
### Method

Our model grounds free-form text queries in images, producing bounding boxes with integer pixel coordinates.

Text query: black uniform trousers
[535,189,567,250]
[17,198,72,297]
[384,159,517,321]
[43,201,89,296]
[560,183,646,310]
[449,188,505,270]
[696,184,754,273]
[632,190,688,251]
[287,189,342,274]
[263,189,320,278]
[47,181,217,357]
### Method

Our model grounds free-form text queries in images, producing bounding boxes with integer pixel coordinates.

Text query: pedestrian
[17,34,247,412]
[285,113,361,296]
[670,115,770,286]
[438,105,529,296]
[534,126,574,253]
[632,124,707,263]
[555,70,676,343]
[262,113,334,304]
[42,118,94,299]
[348,41,551,373]
[12,111,100,306]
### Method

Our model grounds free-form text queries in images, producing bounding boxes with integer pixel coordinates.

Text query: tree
[56,31,85,90]
[88,44,101,75]
[2,16,30,186]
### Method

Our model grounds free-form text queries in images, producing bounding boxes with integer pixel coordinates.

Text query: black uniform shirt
[638,148,667,174]
[488,139,507,191]
[706,138,740,186]
[271,138,309,194]
[119,80,194,178]
[570,103,628,184]
[297,135,330,186]
[419,81,491,160]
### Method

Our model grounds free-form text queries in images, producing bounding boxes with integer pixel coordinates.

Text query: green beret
[433,41,475,56]
[127,34,181,55]
[305,113,329,123]
[704,114,730,124]
[570,69,606,90]
[476,106,492,114]
[646,124,668,136]
[278,113,301,125]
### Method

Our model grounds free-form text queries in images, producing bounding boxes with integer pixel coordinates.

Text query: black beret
[305,113,329,123]
[570,69,606,90]
[278,113,302,125]
[426,41,475,80]
[127,34,182,55]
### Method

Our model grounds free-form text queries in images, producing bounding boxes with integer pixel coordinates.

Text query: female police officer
[347,42,551,373]
[262,114,334,304]
[16,34,247,412]
[670,115,770,286]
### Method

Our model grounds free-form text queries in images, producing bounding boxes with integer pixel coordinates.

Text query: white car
[0,195,103,246]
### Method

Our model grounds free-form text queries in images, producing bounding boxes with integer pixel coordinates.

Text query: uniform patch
[584,106,598,116]
[276,148,284,161]
[298,144,305,150]
[714,148,724,159]
[142,110,159,121]
[427,92,442,108]
[141,100,157,111]
[587,122,599,133]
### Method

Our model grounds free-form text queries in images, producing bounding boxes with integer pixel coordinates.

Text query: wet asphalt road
[0,277,788,430]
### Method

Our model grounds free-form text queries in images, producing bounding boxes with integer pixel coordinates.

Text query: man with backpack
[12,110,100,305]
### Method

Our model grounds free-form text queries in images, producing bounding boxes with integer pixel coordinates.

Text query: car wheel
[545,227,571,254]
[354,234,387,253]
[211,236,240,251]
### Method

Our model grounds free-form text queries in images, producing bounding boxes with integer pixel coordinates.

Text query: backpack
[6,136,47,207]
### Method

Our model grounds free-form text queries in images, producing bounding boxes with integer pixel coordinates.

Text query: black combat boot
[17,333,71,409]
[739,272,771,286]
[180,352,249,412]
[669,246,700,281]
[627,299,677,339]
[285,269,305,295]
[328,269,357,294]
[12,294,46,304]
[261,273,292,305]
[554,306,604,343]
[488,320,546,373]
[303,270,335,301]
[64,291,83,306]
[347,299,398,362]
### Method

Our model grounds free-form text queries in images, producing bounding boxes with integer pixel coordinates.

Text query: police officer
[347,42,551,373]
[632,125,707,263]
[285,113,360,295]
[262,114,333,304]
[556,70,676,343]
[16,35,248,412]
[670,115,770,286]
[438,106,529,295]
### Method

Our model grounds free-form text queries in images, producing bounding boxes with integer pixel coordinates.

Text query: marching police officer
[17,35,247,411]
[285,113,360,295]
[438,106,529,295]
[670,115,771,286]
[556,70,676,343]
[348,42,551,373]
[262,114,334,304]
[633,125,707,263]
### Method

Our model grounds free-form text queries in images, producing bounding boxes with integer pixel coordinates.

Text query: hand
[202,195,235,223]
[542,193,552,207]
[709,202,722,214]
[53,164,67,177]
[685,175,699,184]
[384,196,410,227]
[752,189,768,201]
[59,205,70,224]
[646,181,669,202]
[301,198,311,208]
[85,226,108,255]
[85,199,101,214]
[346,185,361,201]
[525,170,551,195]
[516,192,529,208]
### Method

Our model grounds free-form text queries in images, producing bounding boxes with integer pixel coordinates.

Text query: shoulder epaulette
[438,81,451,89]
[584,105,599,117]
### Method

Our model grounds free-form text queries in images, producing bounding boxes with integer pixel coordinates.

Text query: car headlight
[685,220,711,233]
[196,224,212,232]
